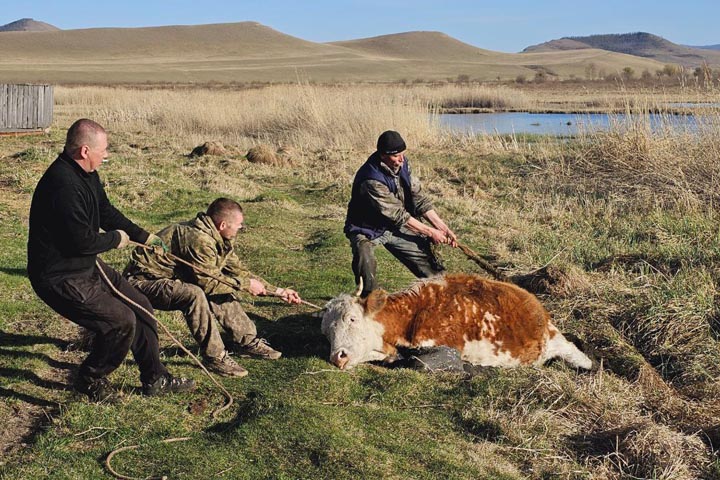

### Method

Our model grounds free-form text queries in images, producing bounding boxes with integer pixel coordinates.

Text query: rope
[455,242,510,282]
[99,240,321,478]
[95,260,234,418]
[130,241,323,310]
[96,260,235,478]
[104,437,191,480]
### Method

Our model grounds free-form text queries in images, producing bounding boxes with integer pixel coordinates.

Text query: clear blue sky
[2,0,717,53]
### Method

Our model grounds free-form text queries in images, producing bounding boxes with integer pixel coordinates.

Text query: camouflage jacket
[124,212,266,295]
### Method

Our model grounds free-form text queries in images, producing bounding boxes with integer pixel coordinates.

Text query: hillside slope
[0,22,665,84]
[330,31,495,60]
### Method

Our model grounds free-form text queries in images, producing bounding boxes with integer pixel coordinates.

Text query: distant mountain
[523,32,720,67]
[0,18,59,32]
[688,44,720,51]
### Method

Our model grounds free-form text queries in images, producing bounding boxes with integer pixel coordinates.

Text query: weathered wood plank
[1,83,54,130]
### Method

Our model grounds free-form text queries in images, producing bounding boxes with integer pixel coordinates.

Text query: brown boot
[203,351,248,377]
[235,338,282,360]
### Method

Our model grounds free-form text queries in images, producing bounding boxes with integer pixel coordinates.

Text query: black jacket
[27,152,149,283]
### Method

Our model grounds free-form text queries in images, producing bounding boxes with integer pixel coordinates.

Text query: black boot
[74,375,120,403]
[142,373,196,396]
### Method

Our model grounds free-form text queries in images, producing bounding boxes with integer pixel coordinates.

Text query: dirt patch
[591,253,683,276]
[511,265,590,297]
[0,324,81,463]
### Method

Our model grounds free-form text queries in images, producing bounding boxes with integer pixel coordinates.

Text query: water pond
[437,112,699,136]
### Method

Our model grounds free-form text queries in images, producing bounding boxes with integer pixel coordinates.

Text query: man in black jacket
[28,118,195,401]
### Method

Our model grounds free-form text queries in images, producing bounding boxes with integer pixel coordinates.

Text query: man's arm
[422,209,457,247]
[51,185,124,255]
[225,251,302,304]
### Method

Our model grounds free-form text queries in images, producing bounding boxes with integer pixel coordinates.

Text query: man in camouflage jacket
[124,198,301,377]
[344,130,458,296]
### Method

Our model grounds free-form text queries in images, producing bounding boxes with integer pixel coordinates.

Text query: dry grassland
[3,83,720,478]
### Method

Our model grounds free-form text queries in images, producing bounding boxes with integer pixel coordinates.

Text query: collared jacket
[344,151,434,240]
[123,212,260,296]
[27,152,149,283]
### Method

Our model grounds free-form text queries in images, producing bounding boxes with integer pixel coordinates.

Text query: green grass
[1,123,719,479]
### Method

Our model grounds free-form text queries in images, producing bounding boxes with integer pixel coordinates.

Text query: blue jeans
[349,227,444,296]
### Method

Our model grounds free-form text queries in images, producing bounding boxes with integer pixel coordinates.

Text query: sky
[1,0,718,53]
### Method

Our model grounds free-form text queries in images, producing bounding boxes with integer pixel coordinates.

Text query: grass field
[1,84,720,479]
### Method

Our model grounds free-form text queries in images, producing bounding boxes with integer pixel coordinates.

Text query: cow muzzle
[330,349,350,370]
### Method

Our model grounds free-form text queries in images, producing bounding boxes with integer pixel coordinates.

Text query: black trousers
[349,227,445,296]
[31,259,167,385]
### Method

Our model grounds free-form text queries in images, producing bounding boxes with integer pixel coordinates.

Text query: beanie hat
[376,130,406,154]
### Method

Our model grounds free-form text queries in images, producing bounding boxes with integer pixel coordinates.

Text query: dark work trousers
[31,258,167,385]
[349,227,445,296]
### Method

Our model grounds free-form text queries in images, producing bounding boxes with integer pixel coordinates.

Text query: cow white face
[321,294,387,370]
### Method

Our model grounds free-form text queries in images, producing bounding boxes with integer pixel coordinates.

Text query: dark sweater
[27,152,149,283]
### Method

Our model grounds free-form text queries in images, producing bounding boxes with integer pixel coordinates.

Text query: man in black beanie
[344,130,457,296]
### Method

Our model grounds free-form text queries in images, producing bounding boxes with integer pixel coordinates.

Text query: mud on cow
[321,273,592,371]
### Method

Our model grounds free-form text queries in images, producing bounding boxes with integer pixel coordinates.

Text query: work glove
[145,233,169,254]
[115,230,130,249]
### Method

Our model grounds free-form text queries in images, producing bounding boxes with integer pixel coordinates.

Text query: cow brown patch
[371,274,551,365]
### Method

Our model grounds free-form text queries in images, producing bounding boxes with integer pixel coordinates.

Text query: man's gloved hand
[115,230,130,249]
[145,233,169,254]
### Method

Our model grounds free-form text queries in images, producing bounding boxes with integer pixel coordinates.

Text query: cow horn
[353,277,364,297]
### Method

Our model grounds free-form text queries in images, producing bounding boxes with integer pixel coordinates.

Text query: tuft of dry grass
[189,141,227,157]
[246,145,282,166]
[54,84,440,152]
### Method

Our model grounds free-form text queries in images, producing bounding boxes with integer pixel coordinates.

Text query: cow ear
[363,289,388,314]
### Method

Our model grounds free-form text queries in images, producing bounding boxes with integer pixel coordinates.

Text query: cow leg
[543,328,593,370]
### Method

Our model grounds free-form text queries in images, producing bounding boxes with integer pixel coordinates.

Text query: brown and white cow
[321,273,592,370]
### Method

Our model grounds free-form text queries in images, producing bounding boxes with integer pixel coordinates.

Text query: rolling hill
[330,31,496,60]
[523,32,720,67]
[0,21,666,84]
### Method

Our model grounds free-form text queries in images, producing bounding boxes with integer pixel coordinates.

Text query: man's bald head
[64,119,106,158]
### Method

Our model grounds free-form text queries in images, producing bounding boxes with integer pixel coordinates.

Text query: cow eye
[349,317,356,323]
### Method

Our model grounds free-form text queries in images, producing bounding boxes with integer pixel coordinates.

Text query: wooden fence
[0,84,53,132]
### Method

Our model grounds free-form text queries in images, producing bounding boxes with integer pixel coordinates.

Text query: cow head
[321,285,389,370]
